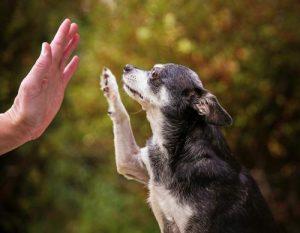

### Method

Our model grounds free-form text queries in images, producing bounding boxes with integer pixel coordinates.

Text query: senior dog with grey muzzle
[100,64,277,233]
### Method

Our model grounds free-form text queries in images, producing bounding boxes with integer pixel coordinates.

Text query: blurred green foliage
[0,0,299,232]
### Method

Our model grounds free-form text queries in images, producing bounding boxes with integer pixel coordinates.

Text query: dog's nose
[124,64,134,73]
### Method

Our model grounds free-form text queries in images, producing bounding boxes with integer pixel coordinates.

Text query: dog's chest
[148,181,193,232]
[142,144,193,232]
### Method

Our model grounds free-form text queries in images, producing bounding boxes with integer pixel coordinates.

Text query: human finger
[50,18,71,64]
[28,42,52,82]
[61,33,80,68]
[67,23,78,42]
[62,55,80,88]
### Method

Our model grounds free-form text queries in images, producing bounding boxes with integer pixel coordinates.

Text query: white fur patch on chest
[149,183,194,232]
[141,147,193,232]
[140,147,152,176]
[146,107,168,151]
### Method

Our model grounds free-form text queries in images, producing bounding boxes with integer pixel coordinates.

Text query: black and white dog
[100,64,277,233]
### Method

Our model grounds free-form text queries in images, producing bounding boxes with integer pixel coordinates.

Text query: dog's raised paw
[100,67,119,101]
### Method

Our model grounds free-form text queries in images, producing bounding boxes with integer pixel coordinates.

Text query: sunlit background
[0,0,299,232]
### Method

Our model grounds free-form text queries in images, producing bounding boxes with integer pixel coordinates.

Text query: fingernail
[41,43,47,55]
[64,18,71,24]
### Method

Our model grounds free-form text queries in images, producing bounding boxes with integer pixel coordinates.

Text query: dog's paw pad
[103,73,109,79]
[100,67,119,100]
[102,86,109,93]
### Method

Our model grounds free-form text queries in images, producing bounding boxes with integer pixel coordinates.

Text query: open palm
[7,19,80,140]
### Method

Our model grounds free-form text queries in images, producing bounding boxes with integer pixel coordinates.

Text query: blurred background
[0,0,299,232]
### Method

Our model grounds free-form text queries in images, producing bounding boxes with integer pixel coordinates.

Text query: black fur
[146,64,277,233]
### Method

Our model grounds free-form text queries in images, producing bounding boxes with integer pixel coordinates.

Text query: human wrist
[2,109,32,144]
[0,111,28,155]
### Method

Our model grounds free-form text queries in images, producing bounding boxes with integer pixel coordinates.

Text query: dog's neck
[146,106,198,156]
[162,109,199,157]
[146,107,166,150]
[146,106,233,161]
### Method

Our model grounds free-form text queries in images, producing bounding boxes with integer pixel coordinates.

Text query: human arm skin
[0,113,29,154]
[0,18,80,156]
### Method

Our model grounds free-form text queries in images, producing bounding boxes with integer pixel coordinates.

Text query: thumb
[28,42,52,80]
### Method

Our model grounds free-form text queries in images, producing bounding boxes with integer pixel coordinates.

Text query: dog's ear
[189,88,233,126]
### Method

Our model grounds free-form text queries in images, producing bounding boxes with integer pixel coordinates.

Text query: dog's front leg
[100,68,149,184]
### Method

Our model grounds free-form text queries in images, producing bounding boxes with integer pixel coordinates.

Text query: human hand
[5,18,80,141]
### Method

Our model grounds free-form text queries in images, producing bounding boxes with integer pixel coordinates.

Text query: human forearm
[0,111,29,155]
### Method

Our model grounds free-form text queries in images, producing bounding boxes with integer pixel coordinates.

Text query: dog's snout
[124,64,134,73]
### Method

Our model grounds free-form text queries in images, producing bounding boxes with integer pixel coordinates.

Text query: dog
[100,64,277,233]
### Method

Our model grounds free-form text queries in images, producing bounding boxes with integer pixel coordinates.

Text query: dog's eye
[149,69,162,86]
[151,70,159,79]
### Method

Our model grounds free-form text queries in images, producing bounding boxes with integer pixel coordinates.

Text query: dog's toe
[103,86,109,93]
[100,67,111,88]
[100,67,119,100]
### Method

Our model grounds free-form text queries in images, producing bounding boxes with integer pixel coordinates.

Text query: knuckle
[36,60,48,69]
[20,81,35,94]
[54,39,64,48]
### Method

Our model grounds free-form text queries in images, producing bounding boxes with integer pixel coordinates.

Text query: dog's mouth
[123,82,144,100]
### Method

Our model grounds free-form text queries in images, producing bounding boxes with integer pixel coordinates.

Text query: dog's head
[122,63,232,126]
